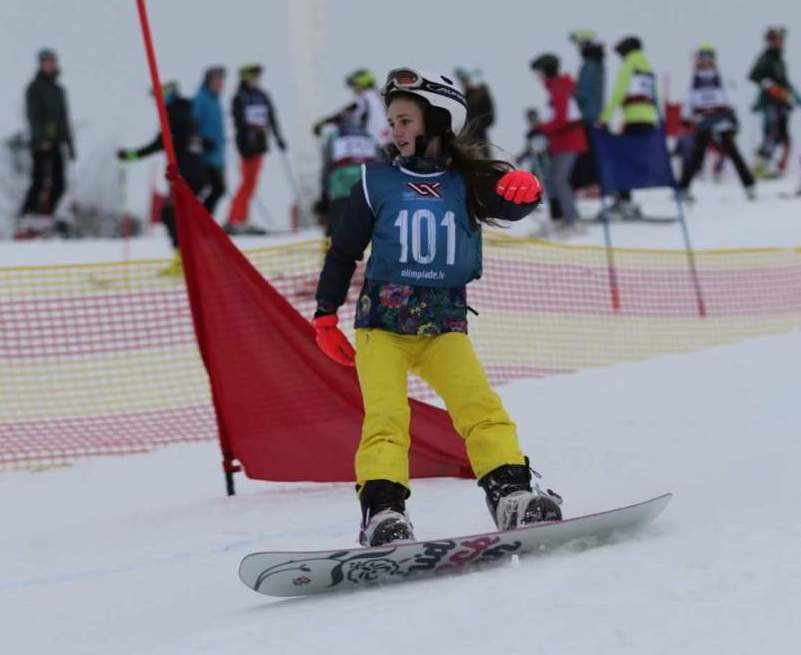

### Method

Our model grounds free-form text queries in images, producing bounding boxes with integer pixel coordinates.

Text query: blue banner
[590,127,675,193]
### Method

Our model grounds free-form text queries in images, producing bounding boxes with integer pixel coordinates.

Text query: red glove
[312,314,355,367]
[496,170,542,204]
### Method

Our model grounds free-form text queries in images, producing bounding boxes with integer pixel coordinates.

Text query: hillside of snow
[2,330,799,655]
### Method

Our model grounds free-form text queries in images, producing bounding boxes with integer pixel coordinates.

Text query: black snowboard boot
[478,462,563,530]
[358,480,415,547]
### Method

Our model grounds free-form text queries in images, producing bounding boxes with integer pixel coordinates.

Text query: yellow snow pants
[354,328,526,489]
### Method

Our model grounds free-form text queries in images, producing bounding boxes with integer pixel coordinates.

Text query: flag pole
[134,0,177,169]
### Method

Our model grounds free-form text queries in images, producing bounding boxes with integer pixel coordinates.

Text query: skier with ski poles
[226,64,287,235]
[118,81,208,276]
[312,68,562,548]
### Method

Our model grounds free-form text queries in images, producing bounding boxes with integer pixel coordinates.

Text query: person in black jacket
[225,64,286,234]
[117,81,208,275]
[19,49,75,219]
[749,27,798,177]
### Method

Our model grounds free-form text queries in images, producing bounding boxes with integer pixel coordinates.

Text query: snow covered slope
[2,331,799,655]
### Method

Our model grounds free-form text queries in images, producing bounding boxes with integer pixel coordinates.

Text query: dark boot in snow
[479,462,563,530]
[358,479,414,547]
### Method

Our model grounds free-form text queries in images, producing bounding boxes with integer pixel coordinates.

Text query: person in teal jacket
[192,66,227,216]
[569,30,605,190]
[599,35,659,219]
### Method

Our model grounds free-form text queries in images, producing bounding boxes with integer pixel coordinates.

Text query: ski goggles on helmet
[382,68,466,106]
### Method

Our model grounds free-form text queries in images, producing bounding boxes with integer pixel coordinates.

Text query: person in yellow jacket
[599,36,659,219]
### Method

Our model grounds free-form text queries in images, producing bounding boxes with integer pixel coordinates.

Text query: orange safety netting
[2,234,800,471]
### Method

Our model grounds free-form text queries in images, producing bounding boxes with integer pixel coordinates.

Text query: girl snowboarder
[312,68,562,547]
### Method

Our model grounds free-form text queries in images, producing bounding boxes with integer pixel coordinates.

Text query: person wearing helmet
[599,36,659,220]
[117,81,209,276]
[312,68,562,548]
[313,69,390,151]
[454,66,496,156]
[226,64,287,235]
[192,66,227,216]
[18,49,76,233]
[316,112,378,236]
[346,69,391,148]
[678,45,755,200]
[748,27,799,178]
[530,53,587,229]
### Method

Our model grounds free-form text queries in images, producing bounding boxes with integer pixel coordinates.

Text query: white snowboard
[239,493,671,597]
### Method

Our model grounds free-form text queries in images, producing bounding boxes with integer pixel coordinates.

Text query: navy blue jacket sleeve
[315,181,374,314]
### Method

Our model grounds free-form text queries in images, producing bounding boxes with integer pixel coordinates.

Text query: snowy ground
[3,333,799,655]
[2,179,800,654]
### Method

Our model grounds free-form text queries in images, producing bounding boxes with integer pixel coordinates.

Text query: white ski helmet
[382,68,468,136]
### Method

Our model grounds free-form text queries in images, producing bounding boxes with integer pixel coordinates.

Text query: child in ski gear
[530,53,586,227]
[314,70,391,151]
[312,68,562,547]
[748,27,799,177]
[118,81,208,275]
[226,64,286,234]
[679,45,755,199]
[316,112,378,236]
[599,35,660,220]
[192,66,227,216]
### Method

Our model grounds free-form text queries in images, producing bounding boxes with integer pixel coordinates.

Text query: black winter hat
[581,41,605,61]
[37,48,57,62]
[615,36,642,57]
[203,66,226,84]
[530,53,560,78]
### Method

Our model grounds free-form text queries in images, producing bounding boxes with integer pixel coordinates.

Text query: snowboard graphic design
[239,493,671,597]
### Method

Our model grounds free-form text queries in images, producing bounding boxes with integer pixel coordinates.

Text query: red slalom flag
[134,0,472,490]
[170,175,472,486]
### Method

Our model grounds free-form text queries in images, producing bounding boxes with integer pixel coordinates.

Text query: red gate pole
[134,0,177,169]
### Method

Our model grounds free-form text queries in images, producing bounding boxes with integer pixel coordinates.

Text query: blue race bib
[363,162,481,287]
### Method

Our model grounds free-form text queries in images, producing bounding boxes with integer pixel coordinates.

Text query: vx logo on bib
[406,182,442,198]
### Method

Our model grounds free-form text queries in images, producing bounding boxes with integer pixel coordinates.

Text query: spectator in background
[679,45,755,200]
[117,81,208,276]
[599,35,659,220]
[568,30,605,192]
[749,27,799,178]
[227,64,287,235]
[515,108,550,187]
[18,49,76,234]
[314,69,390,154]
[192,66,227,216]
[316,111,377,236]
[530,53,587,231]
[454,66,495,156]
